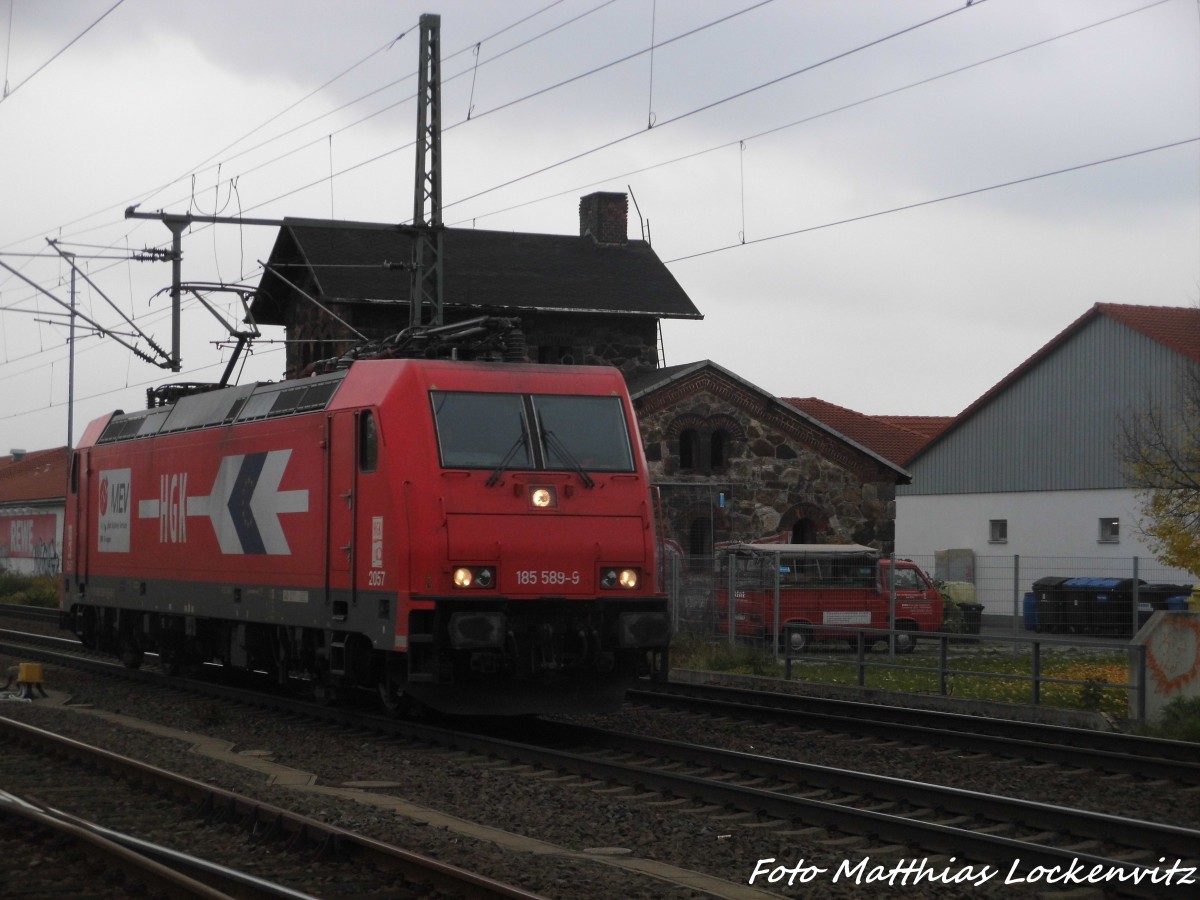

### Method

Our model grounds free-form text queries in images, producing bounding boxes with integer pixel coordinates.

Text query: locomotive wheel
[119,637,144,670]
[377,674,412,716]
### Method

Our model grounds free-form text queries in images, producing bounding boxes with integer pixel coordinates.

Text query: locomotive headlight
[601,568,640,590]
[452,566,496,589]
[529,486,557,508]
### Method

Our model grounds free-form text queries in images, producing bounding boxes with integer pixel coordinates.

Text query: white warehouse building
[895,303,1198,618]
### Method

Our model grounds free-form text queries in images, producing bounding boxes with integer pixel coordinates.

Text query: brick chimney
[579,192,628,246]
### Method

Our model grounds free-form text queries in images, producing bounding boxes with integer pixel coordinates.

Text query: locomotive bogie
[61,359,669,715]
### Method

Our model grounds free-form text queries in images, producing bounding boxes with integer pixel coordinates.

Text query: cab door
[326,412,357,613]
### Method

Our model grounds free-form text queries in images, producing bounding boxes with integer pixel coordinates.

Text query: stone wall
[637,385,897,556]
[523,313,659,376]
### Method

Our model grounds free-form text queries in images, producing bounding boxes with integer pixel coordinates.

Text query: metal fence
[666,552,1195,640]
[663,552,1194,724]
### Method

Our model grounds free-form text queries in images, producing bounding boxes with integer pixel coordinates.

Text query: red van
[712,543,943,653]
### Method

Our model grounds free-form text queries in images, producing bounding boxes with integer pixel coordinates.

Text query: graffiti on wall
[0,513,60,576]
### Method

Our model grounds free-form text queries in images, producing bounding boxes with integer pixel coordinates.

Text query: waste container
[1064,577,1135,635]
[1022,592,1037,631]
[958,603,984,642]
[1139,583,1194,627]
[1032,576,1073,633]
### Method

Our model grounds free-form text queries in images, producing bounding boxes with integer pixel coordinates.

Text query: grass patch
[1139,696,1200,743]
[0,572,59,608]
[672,634,1132,716]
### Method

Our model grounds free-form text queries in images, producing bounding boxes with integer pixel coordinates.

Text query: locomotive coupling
[616,611,670,648]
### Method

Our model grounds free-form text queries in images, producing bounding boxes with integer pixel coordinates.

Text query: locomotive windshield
[431,391,634,473]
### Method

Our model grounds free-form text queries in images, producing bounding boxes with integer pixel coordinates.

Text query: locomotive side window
[432,392,531,469]
[359,411,378,472]
[532,395,634,472]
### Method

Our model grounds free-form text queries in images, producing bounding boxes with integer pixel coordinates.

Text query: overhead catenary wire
[0,0,1188,440]
[0,0,126,104]
[665,136,1200,264]
[440,0,985,213]
[37,0,605,254]
[447,0,1174,229]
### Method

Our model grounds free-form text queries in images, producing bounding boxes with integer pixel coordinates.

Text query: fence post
[726,550,736,649]
[1031,640,1041,707]
[1131,556,1140,638]
[1128,642,1144,725]
[888,552,896,658]
[938,635,948,696]
[772,557,781,661]
[1012,554,1020,652]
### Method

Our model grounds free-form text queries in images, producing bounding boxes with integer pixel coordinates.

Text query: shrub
[1152,696,1200,743]
[0,572,58,608]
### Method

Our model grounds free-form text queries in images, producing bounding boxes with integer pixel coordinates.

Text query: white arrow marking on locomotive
[186,450,309,555]
[250,449,309,554]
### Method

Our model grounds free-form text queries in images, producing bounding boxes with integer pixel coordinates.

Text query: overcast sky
[2,0,1197,453]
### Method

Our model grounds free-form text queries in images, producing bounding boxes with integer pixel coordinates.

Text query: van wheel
[894,626,918,654]
[782,626,812,654]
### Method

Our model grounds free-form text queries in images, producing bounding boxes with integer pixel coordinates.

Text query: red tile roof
[1095,303,1200,363]
[909,303,1200,464]
[0,447,68,505]
[872,415,953,439]
[783,398,946,468]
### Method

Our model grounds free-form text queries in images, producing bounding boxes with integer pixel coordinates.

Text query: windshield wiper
[542,429,595,488]
[486,435,527,487]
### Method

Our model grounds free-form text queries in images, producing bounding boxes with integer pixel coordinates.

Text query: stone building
[247,194,919,562]
[249,192,702,378]
[629,361,911,558]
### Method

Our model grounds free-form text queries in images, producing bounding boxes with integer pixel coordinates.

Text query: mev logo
[97,468,132,553]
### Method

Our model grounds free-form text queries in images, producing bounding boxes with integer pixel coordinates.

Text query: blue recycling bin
[1022,592,1037,631]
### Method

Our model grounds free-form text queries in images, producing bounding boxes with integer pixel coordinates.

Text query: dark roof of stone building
[250,218,703,325]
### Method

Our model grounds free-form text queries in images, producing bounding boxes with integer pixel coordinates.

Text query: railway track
[4,632,1197,897]
[0,715,544,899]
[2,624,1200,897]
[629,680,1200,784]
[504,718,1200,872]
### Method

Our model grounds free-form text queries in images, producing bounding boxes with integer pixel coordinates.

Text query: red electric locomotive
[61,358,670,715]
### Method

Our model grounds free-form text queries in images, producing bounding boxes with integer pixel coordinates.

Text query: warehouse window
[988,519,1007,544]
[1098,517,1120,544]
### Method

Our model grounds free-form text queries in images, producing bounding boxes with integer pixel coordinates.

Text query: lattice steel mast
[409,13,443,329]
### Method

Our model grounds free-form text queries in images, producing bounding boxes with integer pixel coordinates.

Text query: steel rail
[519,719,1200,859]
[6,636,1195,895]
[0,716,546,900]
[0,789,238,900]
[629,682,1200,781]
[420,725,1194,897]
